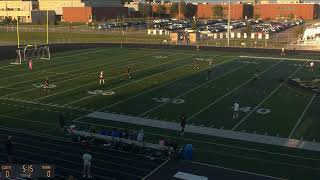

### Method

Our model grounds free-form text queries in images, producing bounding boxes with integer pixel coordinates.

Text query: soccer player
[310,61,315,72]
[193,59,199,69]
[233,102,239,120]
[44,78,49,91]
[82,149,92,178]
[207,67,212,80]
[281,48,286,56]
[253,69,260,80]
[28,59,33,70]
[99,70,105,85]
[126,66,131,79]
[179,113,187,136]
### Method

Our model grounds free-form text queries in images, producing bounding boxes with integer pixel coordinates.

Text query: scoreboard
[1,164,55,178]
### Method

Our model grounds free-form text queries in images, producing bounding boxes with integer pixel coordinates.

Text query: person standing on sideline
[180,113,187,136]
[5,136,14,164]
[28,59,33,70]
[281,48,286,56]
[82,149,92,178]
[233,102,240,120]
[137,129,144,144]
[58,113,65,135]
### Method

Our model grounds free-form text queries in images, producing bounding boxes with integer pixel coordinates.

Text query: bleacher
[0,126,168,180]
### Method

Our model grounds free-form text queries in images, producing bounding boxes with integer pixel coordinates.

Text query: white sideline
[85,111,320,152]
[139,61,246,116]
[0,50,162,97]
[101,56,238,111]
[239,55,320,62]
[188,60,284,121]
[232,62,307,130]
[63,54,196,105]
[288,93,316,138]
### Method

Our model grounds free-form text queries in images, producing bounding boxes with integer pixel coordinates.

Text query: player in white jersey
[281,48,286,56]
[99,70,105,85]
[310,61,315,72]
[233,102,239,120]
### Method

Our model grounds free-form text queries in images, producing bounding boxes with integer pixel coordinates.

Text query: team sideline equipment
[12,45,51,65]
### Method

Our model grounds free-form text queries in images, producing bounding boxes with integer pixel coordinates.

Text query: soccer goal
[12,45,51,65]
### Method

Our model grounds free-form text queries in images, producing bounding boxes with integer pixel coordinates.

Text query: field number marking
[33,84,56,89]
[235,106,271,115]
[88,90,115,96]
[152,97,185,104]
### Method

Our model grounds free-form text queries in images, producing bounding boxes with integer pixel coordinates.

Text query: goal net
[12,45,51,65]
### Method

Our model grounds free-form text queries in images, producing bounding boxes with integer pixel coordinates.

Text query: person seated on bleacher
[111,128,120,138]
[159,137,165,151]
[99,128,109,136]
[137,129,144,144]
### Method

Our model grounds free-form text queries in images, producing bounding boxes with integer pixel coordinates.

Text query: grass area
[0,47,319,179]
[0,31,168,45]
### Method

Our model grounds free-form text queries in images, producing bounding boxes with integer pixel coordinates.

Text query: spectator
[159,137,165,151]
[121,129,129,139]
[137,129,144,143]
[82,149,92,178]
[58,113,65,135]
[5,136,14,164]
[111,128,120,138]
[100,128,108,136]
[179,113,187,136]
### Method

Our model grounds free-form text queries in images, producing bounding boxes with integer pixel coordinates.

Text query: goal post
[12,44,51,65]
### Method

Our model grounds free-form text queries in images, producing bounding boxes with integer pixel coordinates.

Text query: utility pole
[178,0,181,20]
[227,0,231,47]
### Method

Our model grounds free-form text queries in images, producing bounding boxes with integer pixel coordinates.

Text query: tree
[212,5,224,18]
[253,14,260,20]
[244,24,252,35]
[141,4,152,17]
[288,13,294,20]
[185,4,196,18]
[191,21,198,30]
[170,1,187,18]
[156,5,166,18]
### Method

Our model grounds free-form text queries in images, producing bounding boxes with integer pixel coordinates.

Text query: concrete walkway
[87,112,320,152]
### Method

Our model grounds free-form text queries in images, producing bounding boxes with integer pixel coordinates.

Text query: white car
[185,28,196,33]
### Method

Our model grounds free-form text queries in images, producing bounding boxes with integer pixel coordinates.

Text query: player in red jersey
[99,70,105,85]
[28,59,33,70]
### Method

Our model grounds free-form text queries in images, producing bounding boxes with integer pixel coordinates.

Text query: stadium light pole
[16,1,20,48]
[227,0,231,47]
[46,10,49,45]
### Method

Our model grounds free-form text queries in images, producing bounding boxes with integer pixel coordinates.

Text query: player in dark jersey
[126,66,131,79]
[44,78,49,91]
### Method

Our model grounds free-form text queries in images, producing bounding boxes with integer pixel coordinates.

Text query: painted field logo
[33,84,56,89]
[88,90,115,96]
[288,78,320,93]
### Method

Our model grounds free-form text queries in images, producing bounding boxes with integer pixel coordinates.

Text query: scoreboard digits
[1,164,55,178]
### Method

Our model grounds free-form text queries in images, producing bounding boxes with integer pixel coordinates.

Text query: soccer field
[0,47,320,179]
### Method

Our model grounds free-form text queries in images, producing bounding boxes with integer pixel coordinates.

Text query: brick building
[62,7,128,23]
[197,3,253,19]
[253,4,319,20]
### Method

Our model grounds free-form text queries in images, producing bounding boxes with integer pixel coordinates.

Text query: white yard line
[64,55,195,106]
[288,93,316,138]
[239,55,318,62]
[1,51,160,97]
[0,97,91,112]
[141,159,170,180]
[0,47,119,77]
[139,60,245,116]
[0,114,54,125]
[232,62,307,131]
[0,50,144,89]
[101,56,238,111]
[191,161,287,180]
[187,60,284,121]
